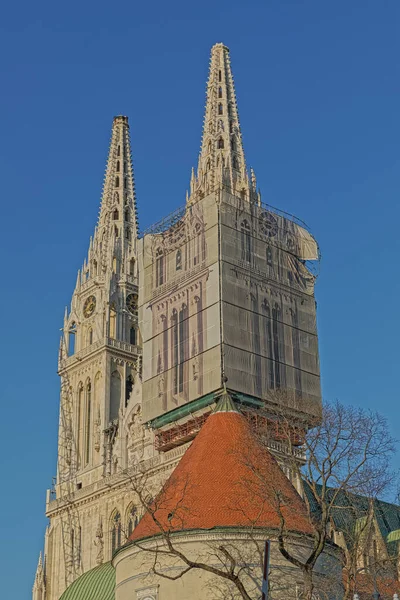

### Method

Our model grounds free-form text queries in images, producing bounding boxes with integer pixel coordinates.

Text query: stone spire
[189,43,255,203]
[32,552,45,600]
[93,115,138,276]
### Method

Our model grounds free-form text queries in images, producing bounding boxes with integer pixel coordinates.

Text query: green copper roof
[59,562,115,600]
[213,387,239,414]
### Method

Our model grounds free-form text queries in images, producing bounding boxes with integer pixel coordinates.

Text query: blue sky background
[1,0,400,596]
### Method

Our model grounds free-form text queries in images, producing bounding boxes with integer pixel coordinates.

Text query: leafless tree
[250,396,397,600]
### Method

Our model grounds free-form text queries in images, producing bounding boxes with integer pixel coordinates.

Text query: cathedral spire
[189,43,253,203]
[94,116,138,275]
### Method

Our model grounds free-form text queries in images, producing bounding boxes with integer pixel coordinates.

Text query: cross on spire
[189,43,257,203]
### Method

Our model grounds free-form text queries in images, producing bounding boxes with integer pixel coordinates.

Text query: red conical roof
[130,401,312,542]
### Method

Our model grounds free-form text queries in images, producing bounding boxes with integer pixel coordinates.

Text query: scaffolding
[154,408,305,453]
[57,336,83,588]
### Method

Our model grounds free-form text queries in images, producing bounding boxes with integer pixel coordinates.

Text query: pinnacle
[187,42,253,203]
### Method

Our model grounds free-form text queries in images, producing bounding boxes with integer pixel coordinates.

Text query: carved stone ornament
[93,518,104,565]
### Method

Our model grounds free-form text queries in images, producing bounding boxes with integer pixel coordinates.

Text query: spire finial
[188,43,251,203]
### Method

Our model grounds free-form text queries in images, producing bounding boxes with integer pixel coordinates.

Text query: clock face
[126,293,138,314]
[259,211,278,238]
[83,295,96,318]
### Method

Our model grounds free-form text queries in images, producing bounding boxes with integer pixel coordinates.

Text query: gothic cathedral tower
[34,116,144,600]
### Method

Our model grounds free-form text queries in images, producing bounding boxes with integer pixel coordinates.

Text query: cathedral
[32,43,349,600]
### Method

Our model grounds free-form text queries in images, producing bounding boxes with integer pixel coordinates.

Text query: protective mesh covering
[139,191,321,422]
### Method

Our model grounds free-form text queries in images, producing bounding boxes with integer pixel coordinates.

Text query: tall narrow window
[267,246,273,266]
[116,160,120,172]
[110,370,121,422]
[155,248,164,287]
[114,191,119,203]
[233,156,239,170]
[178,305,187,393]
[231,138,236,151]
[272,304,281,388]
[113,209,119,220]
[68,322,77,356]
[109,305,116,338]
[124,177,127,189]
[124,209,129,221]
[240,220,251,262]
[193,224,201,266]
[171,310,178,395]
[77,384,83,467]
[93,259,98,276]
[218,87,223,98]
[87,328,93,346]
[130,327,136,345]
[218,138,224,149]
[218,70,222,82]
[117,145,121,157]
[111,512,121,554]
[264,302,275,389]
[115,176,120,187]
[84,381,91,466]
[127,505,139,537]
[126,228,131,241]
[176,249,182,271]
[218,103,223,115]
[172,305,188,395]
[129,258,135,276]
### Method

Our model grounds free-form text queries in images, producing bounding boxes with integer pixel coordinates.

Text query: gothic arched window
[87,328,93,346]
[124,209,129,221]
[93,259,98,276]
[115,176,120,187]
[126,505,139,538]
[218,138,224,149]
[113,209,119,220]
[218,86,223,98]
[68,322,77,356]
[110,370,121,422]
[114,191,119,203]
[218,70,222,82]
[272,303,281,388]
[117,145,121,157]
[111,511,121,555]
[176,249,182,271]
[129,258,135,276]
[129,327,136,345]
[171,305,188,395]
[84,380,91,466]
[155,248,164,287]
[77,383,83,466]
[116,161,120,172]
[263,301,275,389]
[240,220,251,263]
[218,103,223,115]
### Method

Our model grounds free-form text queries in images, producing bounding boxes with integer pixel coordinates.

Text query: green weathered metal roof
[59,562,115,600]
[213,387,239,414]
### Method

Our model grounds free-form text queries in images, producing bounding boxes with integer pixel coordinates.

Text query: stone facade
[33,44,323,600]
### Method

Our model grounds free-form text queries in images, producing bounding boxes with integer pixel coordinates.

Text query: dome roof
[130,394,312,542]
[59,562,115,600]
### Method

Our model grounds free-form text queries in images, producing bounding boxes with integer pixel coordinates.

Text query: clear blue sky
[1,0,399,597]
